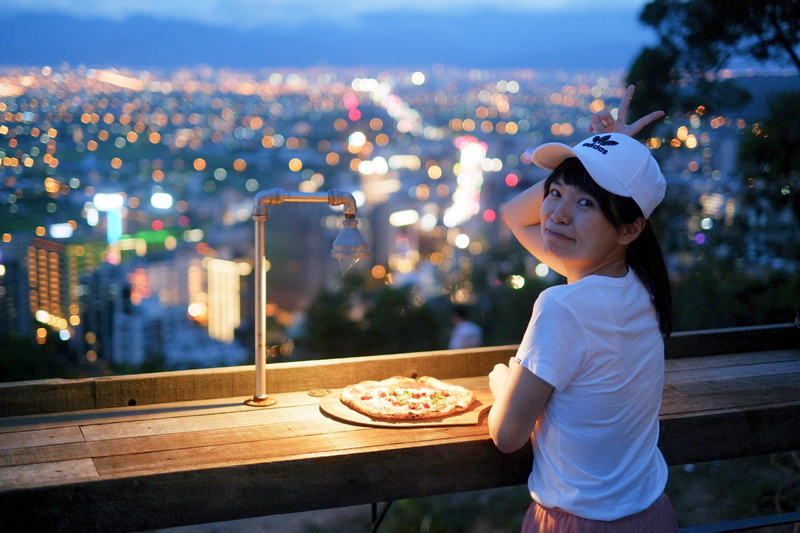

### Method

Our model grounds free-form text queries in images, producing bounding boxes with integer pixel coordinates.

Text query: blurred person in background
[448,305,483,349]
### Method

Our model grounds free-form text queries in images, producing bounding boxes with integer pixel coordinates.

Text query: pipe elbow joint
[253,189,286,218]
[254,188,286,207]
[328,189,357,217]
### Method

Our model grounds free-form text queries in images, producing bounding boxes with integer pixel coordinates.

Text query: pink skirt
[521,492,678,533]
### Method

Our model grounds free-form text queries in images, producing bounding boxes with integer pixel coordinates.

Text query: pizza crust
[339,375,476,420]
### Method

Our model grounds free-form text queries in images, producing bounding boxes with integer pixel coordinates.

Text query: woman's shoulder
[536,282,569,304]
[537,273,639,309]
[538,276,609,300]
[534,283,583,317]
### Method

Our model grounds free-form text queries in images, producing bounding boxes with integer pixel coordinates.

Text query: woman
[488,86,678,531]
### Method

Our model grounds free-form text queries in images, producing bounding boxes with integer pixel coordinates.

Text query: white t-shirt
[515,269,668,521]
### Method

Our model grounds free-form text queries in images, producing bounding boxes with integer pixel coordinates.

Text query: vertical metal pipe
[246,210,275,406]
[254,216,267,399]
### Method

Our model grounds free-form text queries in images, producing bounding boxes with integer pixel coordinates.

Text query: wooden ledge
[1,324,797,418]
[0,346,517,417]
[0,324,797,531]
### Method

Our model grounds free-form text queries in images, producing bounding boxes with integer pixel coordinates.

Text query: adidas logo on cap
[581,135,618,155]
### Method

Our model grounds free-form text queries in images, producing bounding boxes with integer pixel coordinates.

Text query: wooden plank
[0,391,320,434]
[0,459,98,489]
[80,377,487,442]
[90,423,489,478]
[661,364,800,414]
[659,401,800,465]
[665,376,800,415]
[93,365,253,410]
[259,347,512,393]
[664,350,800,373]
[672,370,800,395]
[0,440,532,532]
[79,402,320,442]
[665,323,798,359]
[0,379,96,417]
[90,346,510,410]
[0,416,365,469]
[0,399,249,435]
[0,426,84,451]
[665,359,800,386]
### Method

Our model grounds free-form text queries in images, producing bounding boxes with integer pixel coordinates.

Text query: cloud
[7,0,648,29]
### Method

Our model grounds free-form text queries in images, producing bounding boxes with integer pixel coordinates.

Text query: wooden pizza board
[319,388,494,428]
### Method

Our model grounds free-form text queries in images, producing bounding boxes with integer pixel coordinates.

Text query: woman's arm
[501,180,567,277]
[488,359,554,453]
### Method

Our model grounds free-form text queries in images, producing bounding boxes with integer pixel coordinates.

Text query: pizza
[339,375,476,420]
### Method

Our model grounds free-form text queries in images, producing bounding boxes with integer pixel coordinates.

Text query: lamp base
[244,396,277,407]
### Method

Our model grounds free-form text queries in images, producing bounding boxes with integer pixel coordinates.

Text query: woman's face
[540,177,628,279]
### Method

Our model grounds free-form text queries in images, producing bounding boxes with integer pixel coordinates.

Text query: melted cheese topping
[361,386,452,412]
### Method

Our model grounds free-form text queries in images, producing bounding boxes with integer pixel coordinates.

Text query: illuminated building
[187,258,207,327]
[92,192,126,266]
[65,241,106,333]
[204,257,246,343]
[144,249,194,308]
[443,136,488,228]
[27,238,69,342]
[78,258,247,367]
[185,255,253,345]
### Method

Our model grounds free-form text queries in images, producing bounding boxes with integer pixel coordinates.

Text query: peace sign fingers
[627,109,666,136]
[587,84,664,137]
[616,84,635,125]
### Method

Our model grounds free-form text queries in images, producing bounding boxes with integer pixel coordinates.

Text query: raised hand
[588,84,665,137]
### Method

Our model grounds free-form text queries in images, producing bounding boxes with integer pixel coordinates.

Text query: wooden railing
[0,323,798,532]
[2,323,797,418]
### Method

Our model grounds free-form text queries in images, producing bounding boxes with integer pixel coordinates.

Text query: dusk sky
[4,0,656,70]
[7,1,651,28]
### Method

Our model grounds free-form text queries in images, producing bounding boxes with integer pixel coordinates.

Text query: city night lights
[0,62,781,369]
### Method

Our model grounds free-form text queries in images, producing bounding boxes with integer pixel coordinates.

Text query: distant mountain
[2,10,651,71]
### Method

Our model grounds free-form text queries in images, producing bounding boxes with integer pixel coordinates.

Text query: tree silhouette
[640,0,800,74]
[626,0,799,117]
[625,45,680,137]
[738,91,800,227]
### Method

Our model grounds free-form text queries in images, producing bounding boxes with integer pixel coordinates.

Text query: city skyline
[3,60,790,368]
[0,62,642,369]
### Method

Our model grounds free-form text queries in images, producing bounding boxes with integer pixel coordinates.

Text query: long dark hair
[544,157,673,337]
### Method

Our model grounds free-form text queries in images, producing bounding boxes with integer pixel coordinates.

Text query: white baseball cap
[531,133,666,218]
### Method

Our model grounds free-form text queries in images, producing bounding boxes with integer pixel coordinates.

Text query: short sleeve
[515,290,586,391]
